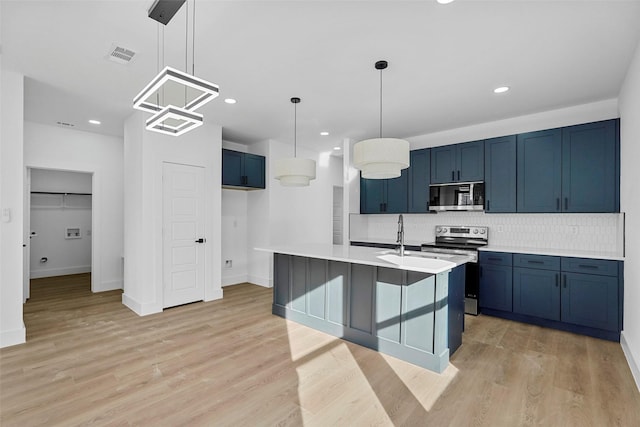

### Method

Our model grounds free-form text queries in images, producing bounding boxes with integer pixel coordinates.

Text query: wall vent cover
[106,44,136,64]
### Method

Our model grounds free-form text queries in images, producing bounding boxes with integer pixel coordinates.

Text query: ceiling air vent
[106,44,136,65]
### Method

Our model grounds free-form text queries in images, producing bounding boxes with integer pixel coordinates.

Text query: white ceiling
[3,0,640,153]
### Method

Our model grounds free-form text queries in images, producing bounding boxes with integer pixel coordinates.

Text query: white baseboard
[222,274,249,287]
[121,293,162,316]
[30,265,91,279]
[248,274,273,288]
[205,288,223,301]
[621,331,640,392]
[94,279,123,292]
[0,324,26,348]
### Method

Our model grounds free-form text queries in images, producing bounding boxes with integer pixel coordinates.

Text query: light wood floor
[1,274,639,426]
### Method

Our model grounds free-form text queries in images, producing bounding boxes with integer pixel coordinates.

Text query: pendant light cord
[184,0,188,105]
[379,67,383,138]
[294,102,297,158]
[192,0,196,76]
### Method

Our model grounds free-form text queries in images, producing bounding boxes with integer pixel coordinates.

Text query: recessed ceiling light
[224,98,237,104]
[333,146,342,151]
[320,131,329,136]
[88,119,101,125]
[437,0,455,4]
[494,86,510,94]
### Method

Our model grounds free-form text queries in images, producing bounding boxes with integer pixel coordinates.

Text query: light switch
[1,208,11,223]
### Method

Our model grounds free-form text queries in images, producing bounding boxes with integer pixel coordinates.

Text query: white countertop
[256,244,472,275]
[479,245,625,261]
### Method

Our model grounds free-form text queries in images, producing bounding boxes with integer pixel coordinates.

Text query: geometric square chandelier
[145,104,204,136]
[132,66,218,114]
[133,0,218,137]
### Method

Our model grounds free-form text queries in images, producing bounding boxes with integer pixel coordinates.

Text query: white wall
[221,140,249,286]
[619,39,640,390]
[245,139,343,287]
[0,68,26,348]
[29,169,92,278]
[122,110,223,315]
[408,99,618,150]
[24,121,124,292]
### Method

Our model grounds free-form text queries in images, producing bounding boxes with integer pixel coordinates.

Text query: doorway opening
[26,168,93,300]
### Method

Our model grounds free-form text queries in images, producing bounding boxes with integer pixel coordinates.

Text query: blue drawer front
[561,257,619,277]
[479,251,512,266]
[513,254,560,270]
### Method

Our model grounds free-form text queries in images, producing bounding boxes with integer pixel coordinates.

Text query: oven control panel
[435,225,488,239]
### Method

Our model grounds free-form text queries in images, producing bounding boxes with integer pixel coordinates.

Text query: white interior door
[163,162,206,308]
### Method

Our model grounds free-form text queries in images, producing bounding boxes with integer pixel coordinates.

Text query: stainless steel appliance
[421,225,488,315]
[429,181,485,211]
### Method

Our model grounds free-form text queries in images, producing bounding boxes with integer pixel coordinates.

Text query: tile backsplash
[350,212,624,255]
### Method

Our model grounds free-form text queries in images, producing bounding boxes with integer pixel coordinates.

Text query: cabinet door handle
[380,203,384,212]
[457,170,460,180]
[451,171,455,181]
[556,198,560,211]
[564,197,568,210]
[555,274,559,287]
[527,260,544,264]
[487,200,490,211]
[578,264,598,269]
[563,274,567,288]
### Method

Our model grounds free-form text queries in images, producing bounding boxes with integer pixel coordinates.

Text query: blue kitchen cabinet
[479,252,513,312]
[484,135,516,212]
[448,264,465,355]
[222,149,265,189]
[360,169,408,214]
[513,267,560,321]
[431,140,484,184]
[408,148,430,213]
[517,128,563,212]
[561,119,619,213]
[517,119,619,213]
[561,271,619,332]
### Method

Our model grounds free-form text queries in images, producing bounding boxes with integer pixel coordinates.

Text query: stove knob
[441,227,447,233]
[480,229,486,234]
[473,229,479,234]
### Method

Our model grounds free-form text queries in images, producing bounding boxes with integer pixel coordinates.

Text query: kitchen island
[256,244,470,373]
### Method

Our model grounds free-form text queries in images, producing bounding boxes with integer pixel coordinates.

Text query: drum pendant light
[353,60,410,179]
[274,98,317,187]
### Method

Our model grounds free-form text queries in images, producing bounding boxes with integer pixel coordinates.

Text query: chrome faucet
[396,214,405,257]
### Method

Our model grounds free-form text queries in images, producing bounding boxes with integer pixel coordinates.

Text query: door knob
[195,238,206,243]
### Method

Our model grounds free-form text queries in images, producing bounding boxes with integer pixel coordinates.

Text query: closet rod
[31,191,92,196]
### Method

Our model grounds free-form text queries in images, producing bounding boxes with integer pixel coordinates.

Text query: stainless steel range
[421,225,489,315]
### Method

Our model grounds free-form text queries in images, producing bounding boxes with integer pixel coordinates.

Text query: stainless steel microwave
[429,181,485,212]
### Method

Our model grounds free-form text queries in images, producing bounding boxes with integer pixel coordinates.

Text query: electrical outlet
[225,260,232,268]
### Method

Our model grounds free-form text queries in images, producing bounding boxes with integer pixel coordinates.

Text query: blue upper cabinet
[517,128,563,212]
[431,140,484,184]
[458,140,484,182]
[562,119,619,213]
[484,135,516,213]
[244,153,266,189]
[360,177,385,214]
[408,148,430,213]
[430,145,456,184]
[360,169,408,214]
[222,149,266,190]
[517,119,619,213]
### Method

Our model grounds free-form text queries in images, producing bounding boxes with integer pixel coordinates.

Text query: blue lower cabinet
[561,272,619,332]
[513,267,560,321]
[479,264,512,312]
[478,251,623,341]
